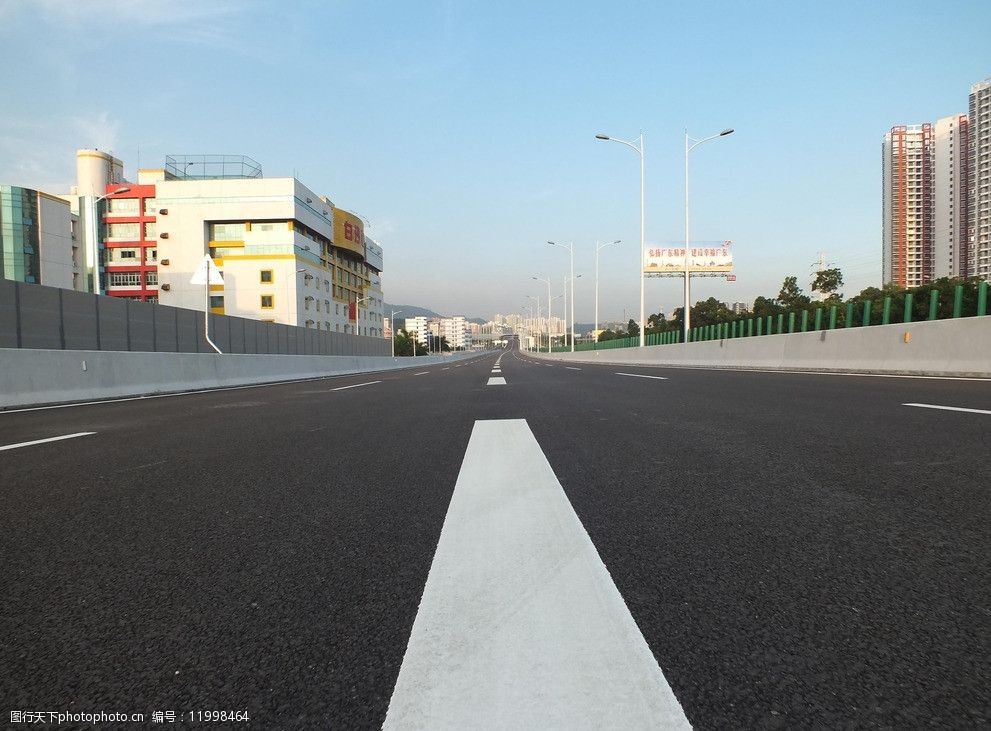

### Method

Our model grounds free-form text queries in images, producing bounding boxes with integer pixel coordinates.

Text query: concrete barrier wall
[0,349,482,409]
[531,317,991,377]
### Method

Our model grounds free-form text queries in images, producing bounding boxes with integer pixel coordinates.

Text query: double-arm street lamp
[684,127,733,341]
[547,240,575,352]
[595,131,645,347]
[595,239,621,340]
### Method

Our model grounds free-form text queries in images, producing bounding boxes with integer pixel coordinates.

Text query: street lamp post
[684,127,734,341]
[596,131,645,347]
[533,276,552,353]
[390,309,403,357]
[88,186,131,294]
[547,241,576,352]
[526,295,540,352]
[595,239,621,343]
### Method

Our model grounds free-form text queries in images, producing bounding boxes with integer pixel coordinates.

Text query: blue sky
[1,0,988,320]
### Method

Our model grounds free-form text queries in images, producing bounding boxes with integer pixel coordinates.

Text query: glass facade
[0,185,41,283]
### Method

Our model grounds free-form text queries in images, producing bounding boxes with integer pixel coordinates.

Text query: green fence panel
[928,289,939,320]
[801,310,809,332]
[814,308,822,330]
[829,306,837,329]
[845,301,854,328]
[731,321,738,338]
[882,297,891,325]
[953,285,963,318]
[745,319,752,337]
[765,315,772,334]
[862,300,872,327]
[978,281,988,316]
[788,312,795,333]
[903,292,913,323]
[756,318,763,336]
[776,313,784,334]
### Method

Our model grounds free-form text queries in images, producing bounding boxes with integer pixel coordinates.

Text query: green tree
[778,276,811,310]
[626,319,640,338]
[812,267,844,302]
[751,296,779,319]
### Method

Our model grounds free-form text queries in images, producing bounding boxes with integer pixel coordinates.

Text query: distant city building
[404,316,430,344]
[0,185,81,290]
[725,301,747,315]
[883,123,933,288]
[970,78,991,278]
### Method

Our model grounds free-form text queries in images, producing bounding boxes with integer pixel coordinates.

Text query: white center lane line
[384,419,689,730]
[330,380,381,391]
[486,377,507,385]
[413,371,430,376]
[903,402,991,415]
[0,432,96,452]
[615,372,669,380]
[565,366,582,371]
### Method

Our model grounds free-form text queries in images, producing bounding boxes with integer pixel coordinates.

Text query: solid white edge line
[0,432,97,452]
[903,402,991,415]
[615,372,669,380]
[330,380,381,391]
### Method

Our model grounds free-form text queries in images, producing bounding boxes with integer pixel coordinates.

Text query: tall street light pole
[596,132,645,347]
[547,241,575,352]
[595,239,621,342]
[526,295,541,352]
[390,309,403,357]
[89,186,131,295]
[532,276,552,353]
[684,127,734,342]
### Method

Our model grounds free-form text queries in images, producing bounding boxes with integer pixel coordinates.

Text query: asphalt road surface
[2,345,989,729]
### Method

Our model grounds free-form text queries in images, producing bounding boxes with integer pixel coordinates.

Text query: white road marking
[544,364,554,367]
[0,432,96,452]
[442,367,450,370]
[413,371,430,376]
[615,372,669,380]
[565,366,582,371]
[487,377,507,385]
[903,403,991,415]
[330,380,381,391]
[384,419,690,730]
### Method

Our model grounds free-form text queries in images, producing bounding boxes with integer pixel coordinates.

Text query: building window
[147,248,157,262]
[118,249,136,259]
[146,272,158,286]
[144,222,157,239]
[108,223,140,240]
[143,199,157,215]
[108,198,138,215]
[109,272,141,287]
[209,295,224,308]
[261,295,274,309]
[260,269,273,283]
[209,222,246,241]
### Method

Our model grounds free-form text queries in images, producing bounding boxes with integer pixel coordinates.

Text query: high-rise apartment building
[1,185,81,289]
[882,124,933,287]
[933,114,970,278]
[970,78,991,278]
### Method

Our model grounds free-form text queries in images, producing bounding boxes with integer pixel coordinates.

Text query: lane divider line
[903,403,991,415]
[383,419,690,729]
[331,380,382,391]
[413,371,430,376]
[615,372,668,380]
[565,366,582,371]
[486,377,507,385]
[0,432,96,452]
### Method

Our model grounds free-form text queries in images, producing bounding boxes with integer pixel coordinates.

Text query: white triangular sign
[190,255,224,285]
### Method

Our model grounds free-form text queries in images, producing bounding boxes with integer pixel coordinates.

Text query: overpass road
[2,346,989,729]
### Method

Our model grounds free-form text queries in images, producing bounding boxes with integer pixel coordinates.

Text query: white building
[404,316,430,343]
[970,78,991,279]
[933,114,970,279]
[440,315,471,350]
[0,185,80,289]
[91,154,383,335]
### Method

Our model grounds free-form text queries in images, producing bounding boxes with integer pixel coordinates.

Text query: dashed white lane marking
[413,371,430,376]
[383,419,690,730]
[330,380,381,391]
[544,364,554,367]
[615,372,669,381]
[903,403,991,415]
[0,432,96,452]
[565,366,582,371]
[442,367,450,370]
[487,377,507,385]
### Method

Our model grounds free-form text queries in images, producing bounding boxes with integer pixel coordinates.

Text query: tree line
[597,269,987,341]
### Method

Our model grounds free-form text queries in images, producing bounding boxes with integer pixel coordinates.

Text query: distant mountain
[384,303,443,319]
